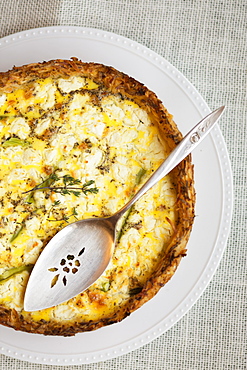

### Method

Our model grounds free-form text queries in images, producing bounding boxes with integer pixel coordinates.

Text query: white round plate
[0,26,233,365]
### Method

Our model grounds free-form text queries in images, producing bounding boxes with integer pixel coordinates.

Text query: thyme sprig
[23,173,99,198]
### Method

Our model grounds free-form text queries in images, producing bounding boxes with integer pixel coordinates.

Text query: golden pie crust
[0,58,195,336]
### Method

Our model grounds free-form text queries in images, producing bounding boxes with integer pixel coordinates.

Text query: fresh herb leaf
[59,189,70,196]
[81,180,99,195]
[0,115,20,120]
[72,207,78,218]
[53,200,61,207]
[0,264,33,284]
[2,138,30,148]
[117,168,146,242]
[62,175,81,186]
[116,207,132,242]
[101,281,110,292]
[135,168,147,185]
[71,191,81,197]
[83,180,94,187]
[9,222,25,243]
[25,192,35,204]
[41,172,60,187]
[62,216,70,223]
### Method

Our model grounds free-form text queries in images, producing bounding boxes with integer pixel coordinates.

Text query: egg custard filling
[0,59,194,335]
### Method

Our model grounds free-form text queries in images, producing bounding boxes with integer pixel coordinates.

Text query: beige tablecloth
[0,1,246,369]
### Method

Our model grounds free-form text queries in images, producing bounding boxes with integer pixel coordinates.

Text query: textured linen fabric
[0,0,246,369]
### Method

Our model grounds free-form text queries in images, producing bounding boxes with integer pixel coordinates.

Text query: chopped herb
[9,222,25,243]
[135,168,147,185]
[101,281,110,292]
[53,200,61,207]
[25,192,35,204]
[72,207,78,219]
[116,207,132,242]
[117,168,146,242]
[0,115,20,120]
[2,137,30,148]
[0,264,33,284]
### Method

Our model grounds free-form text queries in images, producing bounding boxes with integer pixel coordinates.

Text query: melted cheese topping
[0,76,177,323]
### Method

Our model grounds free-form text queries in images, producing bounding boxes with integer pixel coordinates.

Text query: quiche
[0,59,195,336]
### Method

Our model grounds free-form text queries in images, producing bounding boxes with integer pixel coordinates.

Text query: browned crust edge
[0,58,195,336]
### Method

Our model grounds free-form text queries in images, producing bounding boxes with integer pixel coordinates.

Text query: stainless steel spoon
[24,106,225,311]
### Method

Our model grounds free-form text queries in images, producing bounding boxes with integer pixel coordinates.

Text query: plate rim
[0,25,233,365]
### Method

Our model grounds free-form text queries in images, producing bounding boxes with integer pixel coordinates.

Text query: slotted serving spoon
[24,106,225,311]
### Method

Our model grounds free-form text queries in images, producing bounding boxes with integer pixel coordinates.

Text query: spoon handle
[114,106,225,220]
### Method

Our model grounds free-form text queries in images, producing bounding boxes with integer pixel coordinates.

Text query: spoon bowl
[24,106,225,311]
[25,217,116,311]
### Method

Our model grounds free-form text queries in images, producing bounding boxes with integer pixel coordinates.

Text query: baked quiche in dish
[0,59,195,336]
